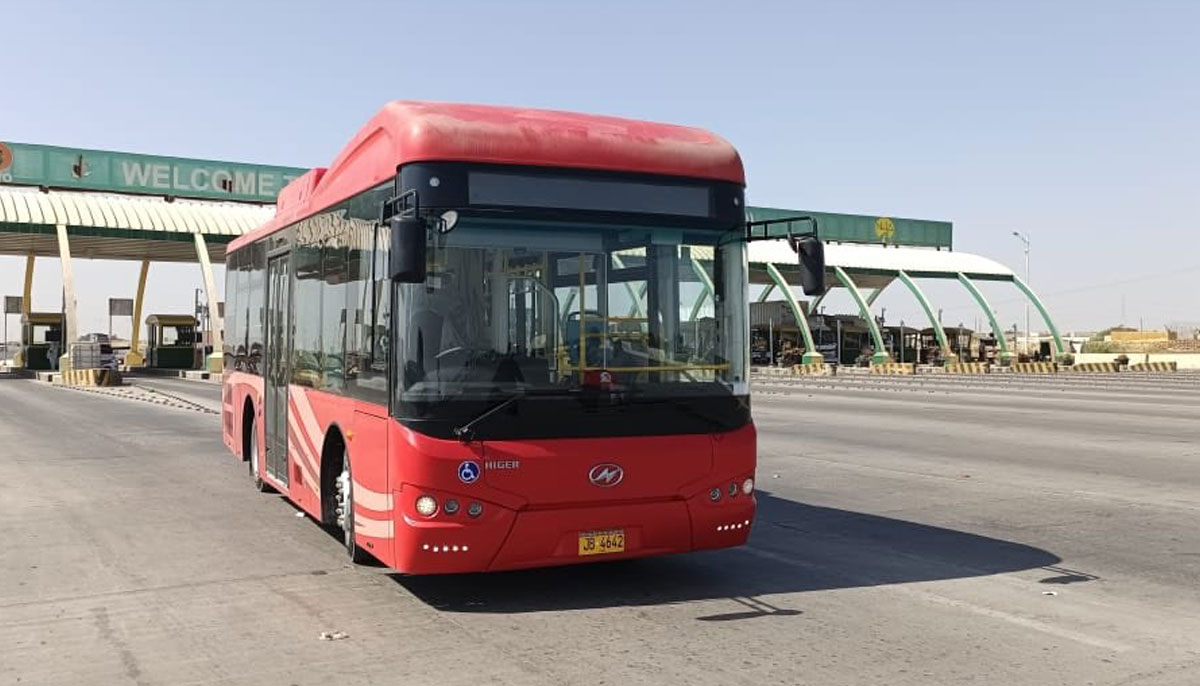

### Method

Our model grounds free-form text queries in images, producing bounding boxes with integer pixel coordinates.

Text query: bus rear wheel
[336,453,371,564]
[247,417,269,493]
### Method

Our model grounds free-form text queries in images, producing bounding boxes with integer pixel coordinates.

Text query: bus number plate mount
[578,529,625,556]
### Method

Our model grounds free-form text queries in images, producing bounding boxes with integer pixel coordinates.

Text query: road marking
[740,545,1132,653]
[893,585,1132,653]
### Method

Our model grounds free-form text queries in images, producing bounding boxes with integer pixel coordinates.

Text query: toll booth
[19,313,64,370]
[810,314,873,366]
[145,315,199,369]
[932,326,975,362]
[883,325,921,364]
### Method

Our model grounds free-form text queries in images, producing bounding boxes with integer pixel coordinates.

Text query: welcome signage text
[0,142,307,204]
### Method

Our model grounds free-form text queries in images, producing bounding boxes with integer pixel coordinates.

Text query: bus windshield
[392,217,749,429]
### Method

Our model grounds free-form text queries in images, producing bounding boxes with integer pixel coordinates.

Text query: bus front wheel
[336,453,371,564]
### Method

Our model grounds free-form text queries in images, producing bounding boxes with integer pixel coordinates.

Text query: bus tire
[246,414,270,493]
[336,450,371,564]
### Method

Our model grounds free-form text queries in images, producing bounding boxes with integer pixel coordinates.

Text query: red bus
[221,102,807,574]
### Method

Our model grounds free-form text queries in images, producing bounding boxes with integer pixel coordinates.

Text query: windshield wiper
[452,388,577,443]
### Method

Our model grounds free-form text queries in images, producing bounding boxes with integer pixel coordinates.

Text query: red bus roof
[230,101,743,251]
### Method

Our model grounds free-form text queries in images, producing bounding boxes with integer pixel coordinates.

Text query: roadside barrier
[754,366,794,378]
[1010,362,1057,374]
[57,368,122,387]
[792,363,828,376]
[1067,362,1119,373]
[870,362,915,375]
[944,362,988,374]
[1129,361,1177,372]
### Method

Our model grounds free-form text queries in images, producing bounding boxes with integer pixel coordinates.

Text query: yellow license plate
[578,529,626,556]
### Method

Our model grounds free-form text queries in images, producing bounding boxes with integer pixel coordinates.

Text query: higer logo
[588,464,624,488]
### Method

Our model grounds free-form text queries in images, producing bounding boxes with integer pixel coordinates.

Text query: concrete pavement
[1,373,1198,685]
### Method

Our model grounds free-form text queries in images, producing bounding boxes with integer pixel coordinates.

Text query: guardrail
[57,368,122,387]
[1129,361,1178,372]
[1066,362,1119,373]
[1010,362,1057,374]
[944,362,989,374]
[870,363,915,375]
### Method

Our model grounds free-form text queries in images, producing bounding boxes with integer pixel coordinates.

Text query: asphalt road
[1,372,1198,685]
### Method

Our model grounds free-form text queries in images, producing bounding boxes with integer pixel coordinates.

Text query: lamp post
[1012,231,1031,355]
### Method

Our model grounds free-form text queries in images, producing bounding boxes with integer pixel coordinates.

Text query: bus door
[264,253,292,486]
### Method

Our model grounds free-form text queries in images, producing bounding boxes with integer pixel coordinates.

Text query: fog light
[741,478,754,495]
[443,499,460,515]
[728,482,739,497]
[467,502,484,518]
[415,495,438,517]
[709,487,722,502]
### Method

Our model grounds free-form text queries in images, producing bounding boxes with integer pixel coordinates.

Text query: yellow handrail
[572,363,731,373]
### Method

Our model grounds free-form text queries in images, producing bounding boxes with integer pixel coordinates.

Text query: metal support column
[765,262,821,364]
[687,253,714,322]
[12,254,35,367]
[896,270,955,362]
[126,259,150,367]
[194,233,224,373]
[1012,275,1065,358]
[956,273,1013,362]
[865,279,894,307]
[611,254,646,318]
[760,282,827,315]
[832,266,890,364]
[560,288,577,321]
[21,253,33,319]
[55,223,77,371]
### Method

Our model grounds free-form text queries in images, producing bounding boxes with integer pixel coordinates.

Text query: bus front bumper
[391,490,756,575]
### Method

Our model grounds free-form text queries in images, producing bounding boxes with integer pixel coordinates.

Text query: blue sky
[2,0,1198,337]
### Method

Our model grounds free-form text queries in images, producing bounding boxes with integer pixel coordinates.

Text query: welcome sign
[0,142,307,204]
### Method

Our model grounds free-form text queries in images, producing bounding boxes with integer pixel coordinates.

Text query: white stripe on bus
[352,480,394,512]
[286,391,321,479]
[354,513,395,539]
[290,388,325,463]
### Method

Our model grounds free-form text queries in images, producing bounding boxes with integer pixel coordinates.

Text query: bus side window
[246,242,266,376]
[345,183,391,405]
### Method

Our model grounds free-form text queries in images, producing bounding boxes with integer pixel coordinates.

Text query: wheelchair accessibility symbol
[458,460,481,484]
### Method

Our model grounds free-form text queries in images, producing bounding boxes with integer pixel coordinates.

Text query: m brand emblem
[588,463,624,488]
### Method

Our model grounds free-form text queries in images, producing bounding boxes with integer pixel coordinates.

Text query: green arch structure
[956,273,1013,362]
[833,266,890,364]
[896,270,955,361]
[765,262,822,364]
[753,256,1064,365]
[1013,275,1065,358]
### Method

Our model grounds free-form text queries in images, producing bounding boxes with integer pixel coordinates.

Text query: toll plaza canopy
[0,186,272,261]
[745,207,1063,364]
[0,137,1063,371]
[0,141,304,369]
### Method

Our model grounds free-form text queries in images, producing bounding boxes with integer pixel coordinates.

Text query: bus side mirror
[795,236,825,296]
[389,216,427,283]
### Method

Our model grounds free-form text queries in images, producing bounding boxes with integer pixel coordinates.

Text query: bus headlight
[415,495,438,517]
[443,499,460,515]
[741,478,754,495]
